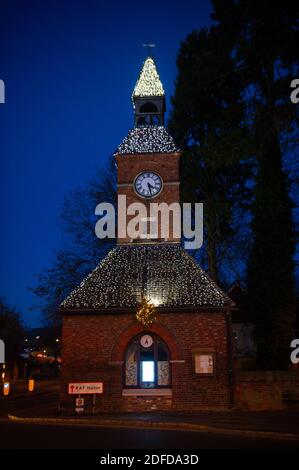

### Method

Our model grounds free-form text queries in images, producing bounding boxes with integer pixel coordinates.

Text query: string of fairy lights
[60,58,231,318]
[132,57,164,98]
[60,245,232,310]
[136,296,156,327]
[115,126,180,155]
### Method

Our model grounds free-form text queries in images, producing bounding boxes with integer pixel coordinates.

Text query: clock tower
[59,55,235,414]
[115,56,181,245]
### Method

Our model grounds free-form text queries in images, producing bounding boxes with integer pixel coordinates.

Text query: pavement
[4,391,299,441]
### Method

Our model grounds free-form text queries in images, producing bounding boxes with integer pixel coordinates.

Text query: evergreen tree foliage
[212,0,298,368]
[170,0,298,368]
[169,26,252,284]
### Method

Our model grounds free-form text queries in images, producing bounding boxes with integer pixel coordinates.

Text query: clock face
[134,172,163,199]
[140,335,153,348]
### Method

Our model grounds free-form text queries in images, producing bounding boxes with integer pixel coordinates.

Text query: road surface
[0,391,298,449]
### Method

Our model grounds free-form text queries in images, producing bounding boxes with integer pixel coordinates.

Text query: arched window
[150,115,160,125]
[124,333,171,389]
[137,115,160,127]
[139,102,158,113]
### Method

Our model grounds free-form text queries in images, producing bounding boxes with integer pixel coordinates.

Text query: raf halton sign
[68,382,104,394]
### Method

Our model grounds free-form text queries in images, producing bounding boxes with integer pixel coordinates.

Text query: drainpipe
[225,309,235,408]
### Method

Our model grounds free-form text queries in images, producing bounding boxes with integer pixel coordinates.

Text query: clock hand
[147,182,154,195]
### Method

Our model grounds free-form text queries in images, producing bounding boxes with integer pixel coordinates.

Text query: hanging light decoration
[136,296,156,328]
[115,125,180,155]
[60,245,233,310]
[132,57,164,98]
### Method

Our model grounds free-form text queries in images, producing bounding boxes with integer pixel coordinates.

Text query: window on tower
[137,117,147,126]
[137,115,160,126]
[150,115,160,125]
[139,102,158,113]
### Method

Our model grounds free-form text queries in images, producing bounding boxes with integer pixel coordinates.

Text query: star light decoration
[115,126,180,155]
[132,57,164,98]
[136,296,156,328]
[60,245,234,310]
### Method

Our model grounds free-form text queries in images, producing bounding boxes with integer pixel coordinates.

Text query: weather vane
[143,43,156,56]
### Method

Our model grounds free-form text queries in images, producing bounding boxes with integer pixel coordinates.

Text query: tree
[169,26,252,284]
[212,0,298,369]
[0,297,25,363]
[30,155,117,322]
[170,0,298,368]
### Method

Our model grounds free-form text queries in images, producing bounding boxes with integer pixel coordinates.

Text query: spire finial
[143,43,155,57]
[132,55,164,99]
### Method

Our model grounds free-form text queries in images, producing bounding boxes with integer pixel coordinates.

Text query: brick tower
[116,57,181,245]
[59,56,235,414]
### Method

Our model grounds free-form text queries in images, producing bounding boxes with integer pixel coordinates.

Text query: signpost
[75,397,84,413]
[76,397,84,407]
[68,382,103,395]
[69,382,103,414]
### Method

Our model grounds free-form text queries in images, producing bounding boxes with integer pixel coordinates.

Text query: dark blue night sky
[0,0,213,327]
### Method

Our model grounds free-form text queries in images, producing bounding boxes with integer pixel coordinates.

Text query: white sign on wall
[68,382,103,394]
[194,354,214,374]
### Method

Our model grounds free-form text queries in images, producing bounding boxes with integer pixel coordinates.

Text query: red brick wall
[60,311,231,413]
[116,153,180,185]
[116,153,181,244]
[235,371,299,410]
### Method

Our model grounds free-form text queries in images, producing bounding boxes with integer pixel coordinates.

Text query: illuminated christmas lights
[60,245,233,309]
[136,296,156,327]
[133,57,164,98]
[60,57,231,315]
[115,126,179,155]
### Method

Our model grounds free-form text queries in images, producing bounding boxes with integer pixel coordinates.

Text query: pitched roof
[114,125,180,155]
[132,57,164,98]
[60,245,234,311]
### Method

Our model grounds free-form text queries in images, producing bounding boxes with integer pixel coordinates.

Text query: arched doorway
[124,333,171,389]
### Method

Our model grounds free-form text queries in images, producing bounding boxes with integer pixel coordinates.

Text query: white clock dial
[140,335,153,348]
[134,172,163,199]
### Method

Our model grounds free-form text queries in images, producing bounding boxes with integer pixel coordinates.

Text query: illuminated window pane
[141,361,155,382]
[126,362,137,386]
[157,361,170,386]
[125,343,137,386]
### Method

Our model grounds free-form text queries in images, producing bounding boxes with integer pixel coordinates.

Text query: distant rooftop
[115,126,180,155]
[132,57,164,98]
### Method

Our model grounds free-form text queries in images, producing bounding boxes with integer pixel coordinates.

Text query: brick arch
[111,322,180,361]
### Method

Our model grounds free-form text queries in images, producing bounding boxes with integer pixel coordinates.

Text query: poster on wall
[194,354,214,374]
